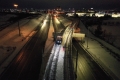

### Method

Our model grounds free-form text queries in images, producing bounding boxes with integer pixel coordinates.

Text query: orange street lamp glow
[14,4,18,8]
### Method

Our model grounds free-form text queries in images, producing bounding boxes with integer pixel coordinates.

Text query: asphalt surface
[0,14,50,80]
[72,38,112,80]
[0,14,113,80]
[52,16,65,33]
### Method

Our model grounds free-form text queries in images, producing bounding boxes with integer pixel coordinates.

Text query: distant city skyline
[0,0,120,10]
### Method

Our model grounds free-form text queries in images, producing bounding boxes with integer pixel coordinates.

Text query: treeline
[80,15,118,46]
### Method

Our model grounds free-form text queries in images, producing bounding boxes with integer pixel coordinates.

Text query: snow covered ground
[78,21,120,80]
[58,16,120,80]
[89,18,120,48]
[0,14,45,74]
[0,14,16,26]
[0,14,120,79]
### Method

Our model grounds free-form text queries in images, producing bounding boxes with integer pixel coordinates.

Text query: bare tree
[94,24,103,37]
[110,36,117,45]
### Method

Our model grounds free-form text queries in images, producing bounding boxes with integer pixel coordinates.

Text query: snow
[0,46,15,65]
[1,13,120,80]
[55,45,65,80]
[58,16,120,79]
[0,14,43,74]
[78,21,120,80]
[89,18,120,48]
[0,14,17,26]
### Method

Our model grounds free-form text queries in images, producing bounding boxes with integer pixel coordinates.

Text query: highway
[43,14,68,80]
[45,15,113,80]
[63,26,75,80]
[0,14,50,80]
[52,15,65,33]
[62,17,112,80]
[0,13,113,80]
[72,38,112,80]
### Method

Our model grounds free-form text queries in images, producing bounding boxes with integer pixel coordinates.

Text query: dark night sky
[0,0,120,10]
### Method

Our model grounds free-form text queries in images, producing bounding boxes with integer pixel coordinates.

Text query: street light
[14,4,18,9]
[87,26,89,48]
[13,4,21,36]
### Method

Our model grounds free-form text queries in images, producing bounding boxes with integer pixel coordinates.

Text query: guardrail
[64,26,76,80]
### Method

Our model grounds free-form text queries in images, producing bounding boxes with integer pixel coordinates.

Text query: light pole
[14,4,18,9]
[75,50,78,73]
[87,27,89,48]
[18,21,21,36]
[14,4,21,36]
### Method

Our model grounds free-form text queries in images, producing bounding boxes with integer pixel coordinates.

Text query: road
[50,16,112,80]
[52,15,65,33]
[72,38,112,80]
[0,14,50,80]
[0,13,112,80]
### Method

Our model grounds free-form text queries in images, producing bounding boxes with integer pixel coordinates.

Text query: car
[56,40,62,44]
[56,36,62,45]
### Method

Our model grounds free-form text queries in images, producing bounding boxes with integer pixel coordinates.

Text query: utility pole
[87,27,89,48]
[18,21,21,36]
[76,50,78,73]
[14,4,20,36]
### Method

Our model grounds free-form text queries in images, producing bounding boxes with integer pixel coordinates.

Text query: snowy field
[0,14,17,65]
[0,14,16,25]
[0,14,42,67]
[89,18,120,49]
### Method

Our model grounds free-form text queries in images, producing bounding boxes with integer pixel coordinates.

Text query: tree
[111,36,117,45]
[106,32,112,42]
[94,24,103,37]
[102,29,106,38]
